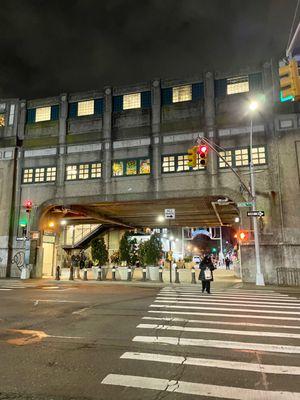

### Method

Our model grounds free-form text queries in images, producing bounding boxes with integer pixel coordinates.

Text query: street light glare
[234,217,240,223]
[157,215,165,222]
[249,101,258,111]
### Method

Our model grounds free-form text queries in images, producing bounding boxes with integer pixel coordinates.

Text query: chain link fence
[276,267,300,286]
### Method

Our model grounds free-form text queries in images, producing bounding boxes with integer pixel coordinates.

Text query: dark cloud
[0,0,297,98]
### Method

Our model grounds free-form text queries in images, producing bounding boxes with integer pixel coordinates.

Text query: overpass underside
[46,196,239,229]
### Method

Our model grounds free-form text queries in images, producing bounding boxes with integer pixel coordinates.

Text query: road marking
[157,294,300,303]
[0,288,12,291]
[132,335,300,354]
[160,291,293,299]
[102,374,300,399]
[6,329,83,346]
[150,303,300,315]
[148,309,300,321]
[32,299,85,303]
[121,351,300,375]
[160,289,288,295]
[155,299,300,309]
[142,316,300,330]
[137,323,300,339]
[72,307,90,314]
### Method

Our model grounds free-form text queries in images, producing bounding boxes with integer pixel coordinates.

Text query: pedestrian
[199,255,215,294]
[79,252,86,270]
[225,256,231,270]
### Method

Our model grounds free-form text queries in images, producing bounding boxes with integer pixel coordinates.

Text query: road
[0,280,299,399]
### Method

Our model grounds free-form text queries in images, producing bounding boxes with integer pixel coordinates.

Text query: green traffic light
[19,217,27,227]
[212,247,217,253]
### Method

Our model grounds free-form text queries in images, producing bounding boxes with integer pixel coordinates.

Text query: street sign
[247,211,265,217]
[237,202,254,208]
[165,208,175,219]
[16,237,26,242]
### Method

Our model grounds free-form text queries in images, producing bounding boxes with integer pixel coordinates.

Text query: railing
[276,267,300,286]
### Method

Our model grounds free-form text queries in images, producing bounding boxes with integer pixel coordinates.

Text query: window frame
[172,85,192,103]
[161,153,206,174]
[226,76,249,95]
[218,146,267,169]
[123,93,141,110]
[112,158,151,177]
[22,166,57,184]
[65,162,102,181]
[77,100,95,117]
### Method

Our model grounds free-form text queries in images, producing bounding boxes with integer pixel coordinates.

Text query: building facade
[0,60,299,283]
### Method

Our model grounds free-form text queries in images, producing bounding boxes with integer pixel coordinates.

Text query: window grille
[172,85,192,103]
[123,93,141,110]
[177,155,190,171]
[235,148,249,166]
[66,165,78,180]
[35,107,51,122]
[23,169,33,183]
[252,147,266,165]
[91,163,101,178]
[78,164,89,179]
[34,168,45,182]
[227,76,249,95]
[46,167,56,182]
[77,100,94,116]
[162,156,176,172]
[219,151,233,168]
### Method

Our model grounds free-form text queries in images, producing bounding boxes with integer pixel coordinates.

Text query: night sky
[0,0,298,99]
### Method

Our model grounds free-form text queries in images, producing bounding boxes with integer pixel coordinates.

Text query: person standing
[199,255,215,294]
[225,256,231,270]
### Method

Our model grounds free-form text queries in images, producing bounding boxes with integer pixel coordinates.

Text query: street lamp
[157,215,165,223]
[249,101,265,286]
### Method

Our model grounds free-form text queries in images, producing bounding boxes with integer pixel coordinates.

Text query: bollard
[191,267,196,284]
[175,266,180,284]
[142,267,147,281]
[69,266,74,281]
[97,266,102,281]
[159,266,163,282]
[101,266,106,281]
[83,268,88,281]
[76,267,81,279]
[112,266,116,281]
[127,266,132,281]
[55,266,61,281]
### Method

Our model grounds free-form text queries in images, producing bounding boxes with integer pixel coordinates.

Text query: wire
[287,0,300,51]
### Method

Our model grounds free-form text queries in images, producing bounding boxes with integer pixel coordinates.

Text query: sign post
[164,209,175,283]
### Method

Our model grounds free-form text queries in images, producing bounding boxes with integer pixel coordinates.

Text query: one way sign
[247,211,265,217]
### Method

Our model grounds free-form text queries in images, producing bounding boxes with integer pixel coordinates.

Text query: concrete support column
[103,87,112,190]
[150,79,162,194]
[204,71,218,190]
[56,94,68,200]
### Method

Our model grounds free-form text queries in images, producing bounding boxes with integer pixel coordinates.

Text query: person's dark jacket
[199,256,215,281]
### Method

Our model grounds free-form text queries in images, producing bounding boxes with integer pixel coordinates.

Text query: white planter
[116,267,135,280]
[147,266,160,281]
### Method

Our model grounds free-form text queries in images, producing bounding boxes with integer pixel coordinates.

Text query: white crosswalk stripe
[101,287,300,398]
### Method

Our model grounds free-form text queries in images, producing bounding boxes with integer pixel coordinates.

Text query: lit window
[194,154,206,170]
[252,146,266,165]
[227,76,249,95]
[177,155,190,171]
[46,167,56,182]
[235,148,249,166]
[112,161,124,176]
[162,156,175,173]
[126,160,137,175]
[35,107,51,122]
[139,159,151,174]
[91,163,101,178]
[219,151,233,168]
[78,164,89,179]
[172,85,192,103]
[35,168,45,182]
[123,93,141,110]
[66,165,78,180]
[23,169,33,183]
[0,114,5,127]
[77,100,94,116]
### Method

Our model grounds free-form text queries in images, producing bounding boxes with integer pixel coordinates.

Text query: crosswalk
[0,281,37,291]
[101,286,300,399]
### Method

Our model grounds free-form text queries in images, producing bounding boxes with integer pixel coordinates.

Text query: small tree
[119,232,140,266]
[141,233,163,266]
[91,237,108,266]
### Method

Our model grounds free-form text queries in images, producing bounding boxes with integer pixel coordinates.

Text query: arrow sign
[165,208,175,219]
[247,211,265,217]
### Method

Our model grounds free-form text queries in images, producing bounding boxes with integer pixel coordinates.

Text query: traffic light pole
[250,120,265,286]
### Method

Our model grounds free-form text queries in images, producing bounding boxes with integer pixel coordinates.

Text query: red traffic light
[24,200,33,210]
[197,145,207,155]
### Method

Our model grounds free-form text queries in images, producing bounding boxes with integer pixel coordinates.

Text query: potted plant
[91,237,109,278]
[118,231,136,280]
[140,233,163,281]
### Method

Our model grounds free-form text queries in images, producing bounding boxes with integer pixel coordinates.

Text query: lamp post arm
[196,136,254,200]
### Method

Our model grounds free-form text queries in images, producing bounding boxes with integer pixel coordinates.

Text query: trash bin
[20,266,30,280]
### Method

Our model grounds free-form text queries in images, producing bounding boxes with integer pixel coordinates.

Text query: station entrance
[36,195,242,280]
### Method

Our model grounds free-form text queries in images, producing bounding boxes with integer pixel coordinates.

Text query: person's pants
[226,265,230,270]
[202,280,211,293]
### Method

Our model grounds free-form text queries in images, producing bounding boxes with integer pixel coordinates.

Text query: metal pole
[169,220,172,283]
[250,119,265,286]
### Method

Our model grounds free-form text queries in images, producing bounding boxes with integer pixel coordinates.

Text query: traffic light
[197,145,208,166]
[187,146,197,168]
[238,230,248,242]
[279,59,300,101]
[24,199,33,213]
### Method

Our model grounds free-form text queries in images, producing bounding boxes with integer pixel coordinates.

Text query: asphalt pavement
[0,278,300,400]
